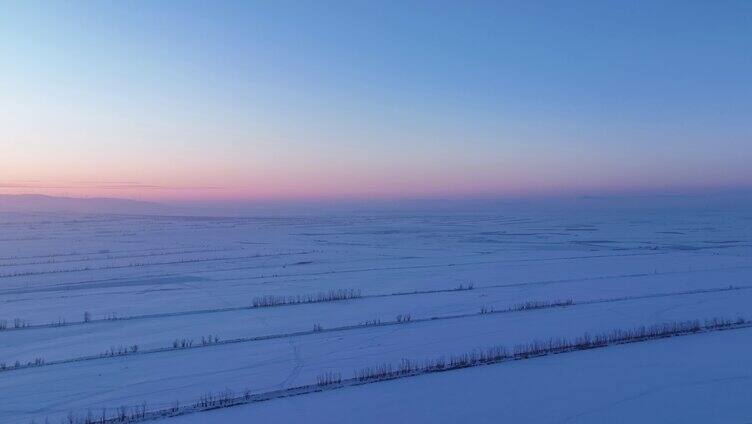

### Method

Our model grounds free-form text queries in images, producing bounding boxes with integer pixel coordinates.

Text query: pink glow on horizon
[1,177,749,203]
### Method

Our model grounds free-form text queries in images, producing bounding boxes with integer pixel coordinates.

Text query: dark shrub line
[0,296,577,373]
[316,371,342,386]
[514,299,574,311]
[2,286,745,373]
[0,357,44,371]
[251,288,361,308]
[352,317,745,381]
[0,283,385,332]
[46,316,750,424]
[0,317,30,330]
[388,282,474,298]
[104,345,139,357]
[3,287,368,332]
[4,282,747,334]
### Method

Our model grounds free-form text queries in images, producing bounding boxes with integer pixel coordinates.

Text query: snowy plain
[1,206,751,423]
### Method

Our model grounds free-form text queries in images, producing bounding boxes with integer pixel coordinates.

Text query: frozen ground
[169,326,752,424]
[0,208,751,423]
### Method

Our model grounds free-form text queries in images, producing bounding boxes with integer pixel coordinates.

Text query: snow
[0,209,751,423]
[168,326,752,424]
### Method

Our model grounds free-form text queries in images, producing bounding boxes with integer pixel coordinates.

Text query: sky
[1,1,751,202]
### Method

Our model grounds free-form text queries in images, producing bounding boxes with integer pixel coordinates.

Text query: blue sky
[1,1,750,200]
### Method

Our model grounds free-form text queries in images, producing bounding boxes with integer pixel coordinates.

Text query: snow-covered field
[1,209,751,423]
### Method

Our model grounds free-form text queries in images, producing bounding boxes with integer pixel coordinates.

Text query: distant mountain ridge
[2,190,750,216]
[0,194,173,214]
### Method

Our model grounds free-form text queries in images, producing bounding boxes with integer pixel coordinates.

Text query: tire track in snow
[0,252,315,280]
